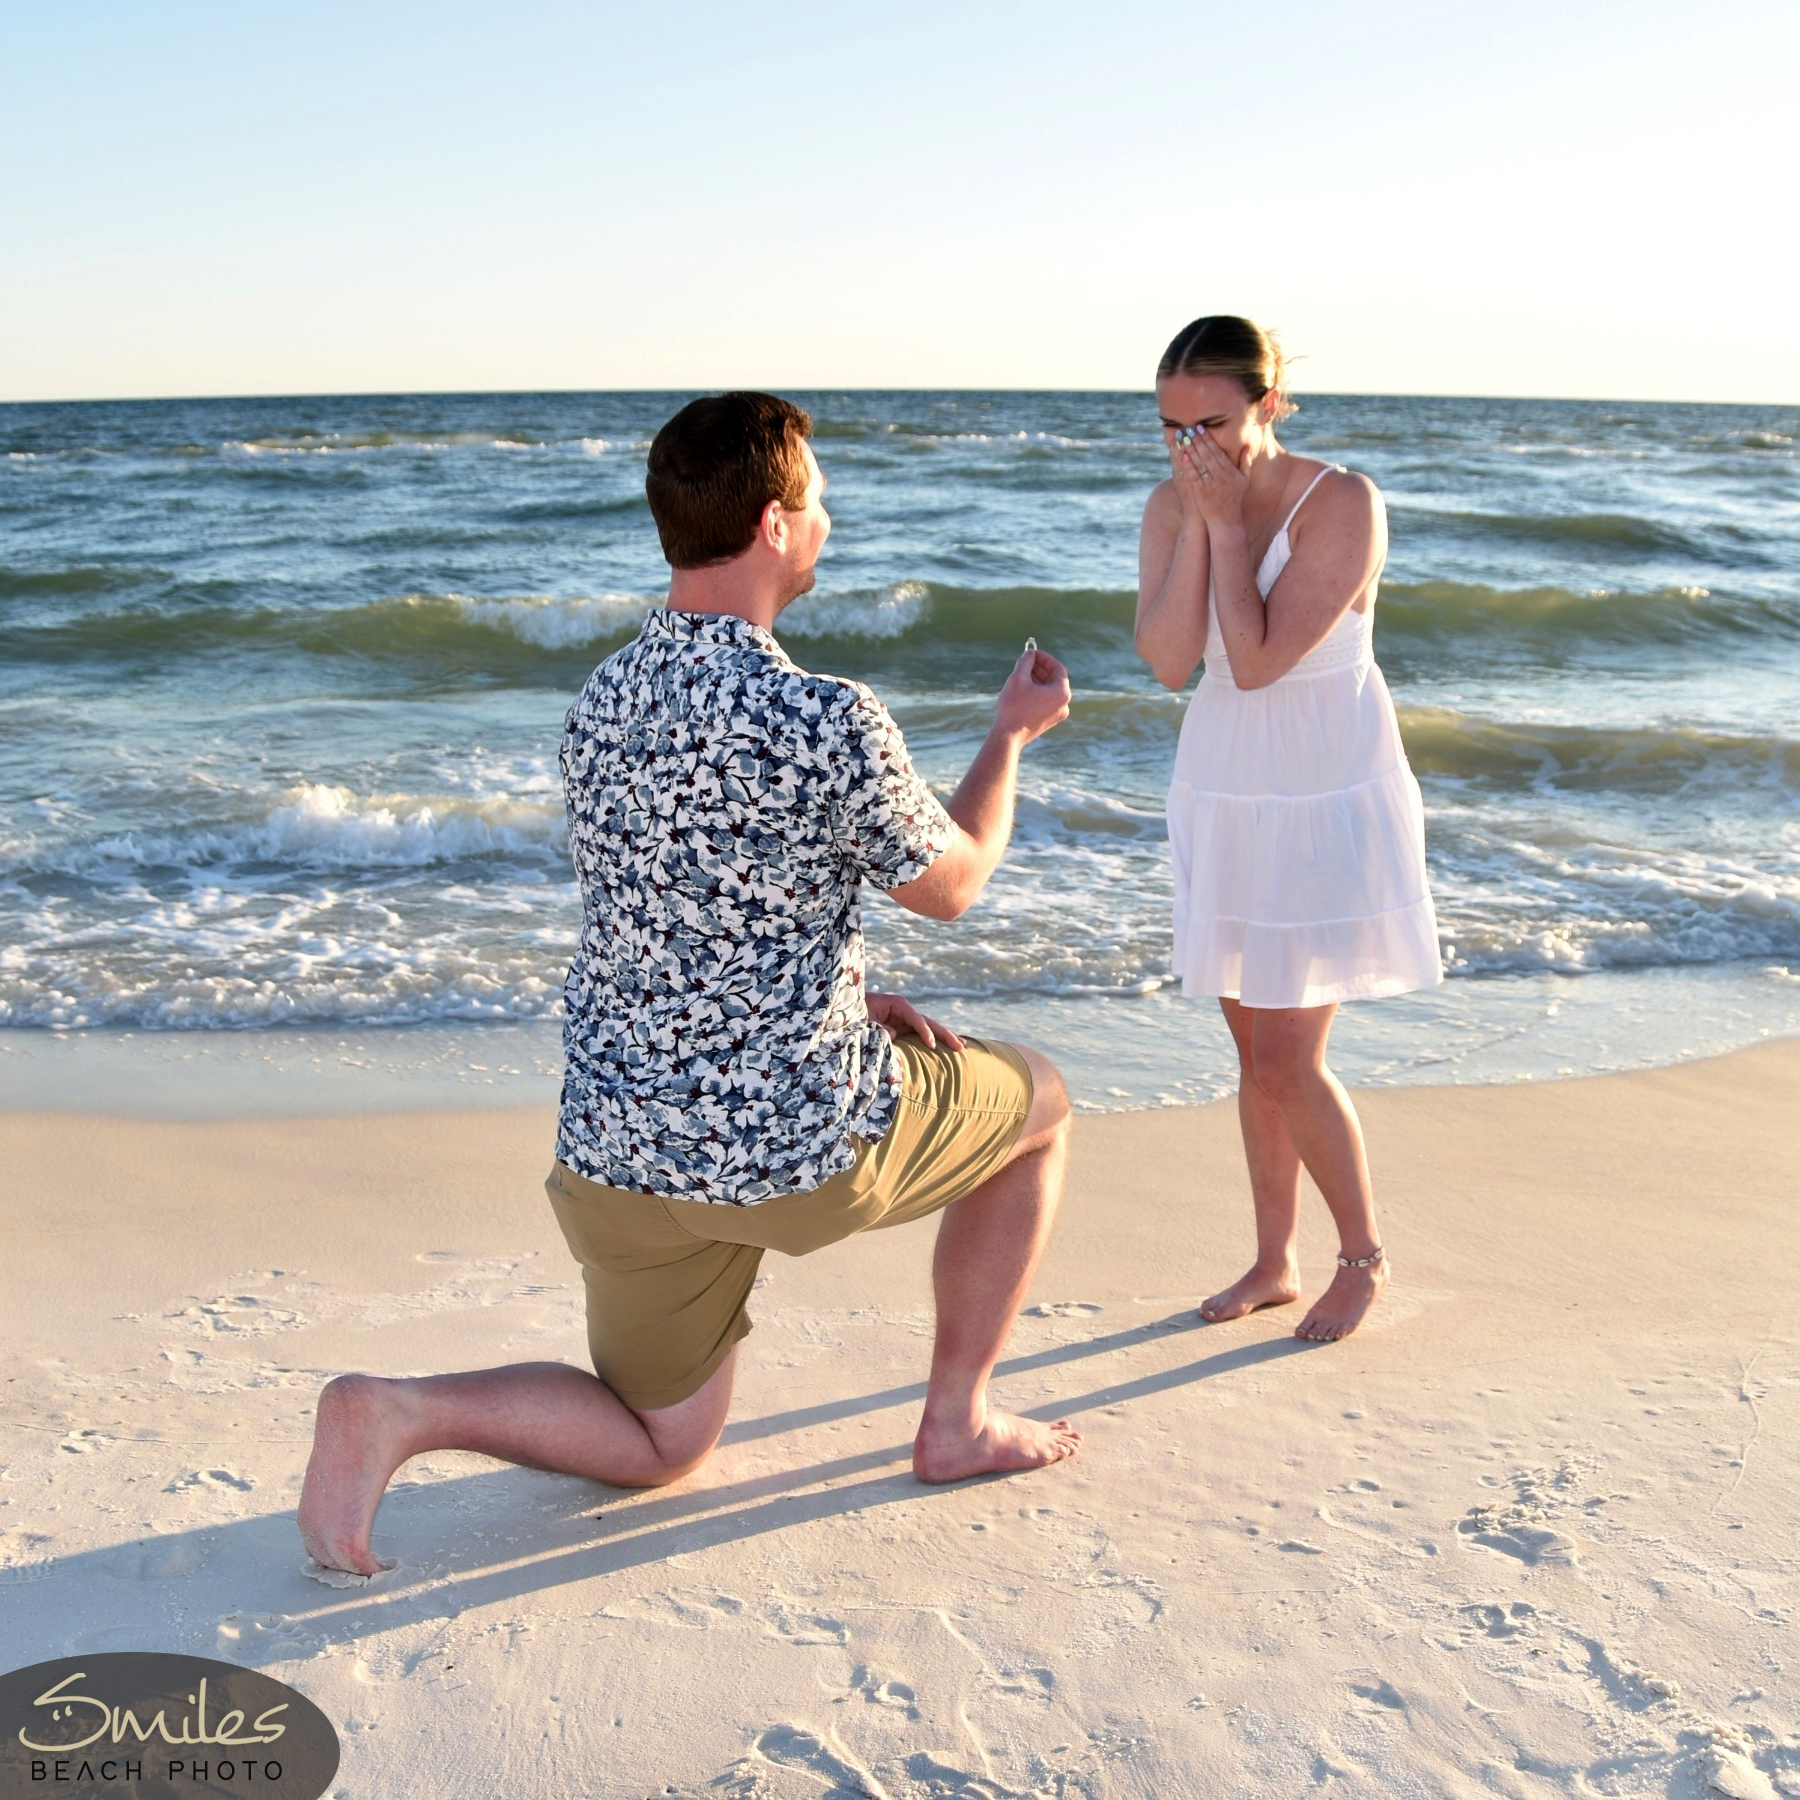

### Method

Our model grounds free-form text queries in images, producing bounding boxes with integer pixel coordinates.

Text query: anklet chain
[1337,1246,1385,1270]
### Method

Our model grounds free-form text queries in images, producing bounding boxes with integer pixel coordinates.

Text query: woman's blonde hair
[1157,315,1297,421]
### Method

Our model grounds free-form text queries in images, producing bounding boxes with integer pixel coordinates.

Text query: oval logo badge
[0,1654,340,1799]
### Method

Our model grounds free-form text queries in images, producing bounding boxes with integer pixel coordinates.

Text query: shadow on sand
[16,1315,1311,1667]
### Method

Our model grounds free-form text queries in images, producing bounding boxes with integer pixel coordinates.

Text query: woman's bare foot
[1294,1257,1389,1342]
[297,1374,418,1575]
[1198,1262,1301,1324]
[913,1408,1081,1484]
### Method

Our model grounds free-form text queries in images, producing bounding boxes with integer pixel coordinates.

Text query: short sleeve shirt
[555,608,956,1204]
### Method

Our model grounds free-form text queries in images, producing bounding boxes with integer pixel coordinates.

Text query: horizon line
[3,384,1796,412]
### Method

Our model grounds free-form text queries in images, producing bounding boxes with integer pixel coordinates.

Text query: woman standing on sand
[1135,316,1442,1342]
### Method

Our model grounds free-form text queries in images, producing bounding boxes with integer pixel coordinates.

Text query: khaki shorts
[544,1035,1034,1411]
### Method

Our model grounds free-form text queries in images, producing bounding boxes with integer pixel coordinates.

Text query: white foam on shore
[442,592,652,651]
[10,783,565,878]
[778,583,930,641]
[1434,836,1800,976]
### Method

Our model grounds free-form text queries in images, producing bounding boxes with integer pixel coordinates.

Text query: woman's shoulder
[1290,459,1382,531]
[1304,458,1380,500]
[1141,475,1181,531]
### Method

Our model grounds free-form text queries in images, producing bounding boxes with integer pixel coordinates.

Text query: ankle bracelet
[1337,1246,1385,1270]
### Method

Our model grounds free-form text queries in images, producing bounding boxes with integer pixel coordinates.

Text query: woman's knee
[1219,997,1257,1067]
[1246,1034,1321,1106]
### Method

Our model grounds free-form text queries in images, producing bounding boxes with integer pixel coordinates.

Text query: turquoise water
[2,391,1796,1113]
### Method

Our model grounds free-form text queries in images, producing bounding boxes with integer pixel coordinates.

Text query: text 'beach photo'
[2,4,1798,1797]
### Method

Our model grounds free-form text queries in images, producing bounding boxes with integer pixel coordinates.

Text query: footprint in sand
[216,1613,307,1658]
[623,1589,749,1631]
[1348,1677,1407,1712]
[732,1726,885,1797]
[1457,1504,1579,1565]
[991,1664,1056,1707]
[1458,1465,1588,1565]
[0,1528,54,1582]
[851,1665,922,1720]
[1024,1301,1104,1318]
[166,1467,257,1495]
[302,1559,382,1589]
[105,1537,209,1579]
[1466,1601,1537,1638]
[168,1292,307,1336]
[1701,1746,1782,1800]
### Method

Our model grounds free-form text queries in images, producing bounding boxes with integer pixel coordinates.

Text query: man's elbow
[923,882,978,921]
[886,868,980,921]
[903,894,963,922]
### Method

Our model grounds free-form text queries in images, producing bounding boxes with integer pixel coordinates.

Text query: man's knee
[628,1414,722,1487]
[1015,1046,1072,1146]
[630,1352,735,1483]
[636,1435,717,1487]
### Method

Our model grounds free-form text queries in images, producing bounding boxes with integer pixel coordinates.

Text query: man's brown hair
[644,392,815,569]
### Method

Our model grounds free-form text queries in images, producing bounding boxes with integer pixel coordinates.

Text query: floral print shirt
[556,608,956,1204]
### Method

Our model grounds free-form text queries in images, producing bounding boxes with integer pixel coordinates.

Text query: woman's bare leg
[1199,996,1304,1322]
[1246,1004,1388,1341]
[298,1350,737,1576]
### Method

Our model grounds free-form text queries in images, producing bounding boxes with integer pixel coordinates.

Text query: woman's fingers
[1190,428,1233,475]
[1168,442,1208,514]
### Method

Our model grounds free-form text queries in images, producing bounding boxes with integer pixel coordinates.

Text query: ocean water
[2,391,1797,1115]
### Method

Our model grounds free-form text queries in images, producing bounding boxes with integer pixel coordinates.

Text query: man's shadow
[22,1316,1307,1668]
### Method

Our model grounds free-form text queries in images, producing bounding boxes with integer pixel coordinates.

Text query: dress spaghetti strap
[1275,463,1345,540]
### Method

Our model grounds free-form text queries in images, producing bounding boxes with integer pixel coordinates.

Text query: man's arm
[885,647,1071,921]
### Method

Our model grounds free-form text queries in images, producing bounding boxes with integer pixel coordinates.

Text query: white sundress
[1166,465,1443,1009]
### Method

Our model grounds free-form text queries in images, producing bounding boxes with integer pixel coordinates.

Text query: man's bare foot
[297,1374,418,1575]
[913,1408,1081,1484]
[1198,1263,1301,1324]
[1294,1257,1389,1342]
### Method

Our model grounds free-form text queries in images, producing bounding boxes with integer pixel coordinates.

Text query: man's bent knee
[630,1350,735,1482]
[629,1416,722,1487]
[632,1439,716,1488]
[1014,1046,1071,1150]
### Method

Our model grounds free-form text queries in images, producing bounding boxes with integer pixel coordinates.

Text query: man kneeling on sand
[300,392,1080,1575]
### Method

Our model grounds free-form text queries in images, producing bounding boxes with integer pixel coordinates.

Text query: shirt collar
[648,608,781,656]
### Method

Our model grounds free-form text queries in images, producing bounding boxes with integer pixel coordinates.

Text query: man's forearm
[944,723,1024,887]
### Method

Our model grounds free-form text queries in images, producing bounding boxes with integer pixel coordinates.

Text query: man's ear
[758,497,788,554]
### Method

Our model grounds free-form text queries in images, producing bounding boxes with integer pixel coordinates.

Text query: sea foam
[444,592,652,651]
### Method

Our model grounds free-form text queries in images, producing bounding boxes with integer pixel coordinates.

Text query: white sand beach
[3,1043,1798,1797]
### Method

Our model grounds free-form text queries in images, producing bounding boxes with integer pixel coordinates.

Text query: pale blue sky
[4,1,1795,401]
